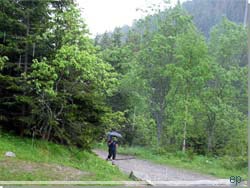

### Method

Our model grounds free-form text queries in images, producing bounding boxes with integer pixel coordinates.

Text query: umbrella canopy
[107,131,122,138]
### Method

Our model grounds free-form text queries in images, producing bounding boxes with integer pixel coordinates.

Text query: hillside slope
[0,132,128,181]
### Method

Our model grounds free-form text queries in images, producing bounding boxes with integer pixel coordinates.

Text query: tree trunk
[182,101,188,153]
[24,12,30,73]
[155,110,164,146]
[20,12,30,137]
[46,125,52,141]
[182,123,186,153]
[42,124,48,140]
[132,106,136,132]
[20,104,25,137]
[207,132,213,152]
[157,120,162,146]
[207,113,216,153]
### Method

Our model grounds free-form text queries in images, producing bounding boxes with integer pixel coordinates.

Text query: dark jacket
[108,140,117,151]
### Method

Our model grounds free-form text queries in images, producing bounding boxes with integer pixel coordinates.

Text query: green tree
[135,6,194,146]
[165,27,212,152]
[24,5,119,148]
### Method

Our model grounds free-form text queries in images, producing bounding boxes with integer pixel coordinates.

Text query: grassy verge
[96,143,247,180]
[0,132,129,181]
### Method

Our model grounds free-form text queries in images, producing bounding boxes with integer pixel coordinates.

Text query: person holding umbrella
[106,131,122,164]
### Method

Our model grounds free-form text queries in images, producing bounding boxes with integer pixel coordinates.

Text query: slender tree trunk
[24,12,30,73]
[155,100,165,146]
[155,109,164,146]
[20,106,25,137]
[20,12,30,136]
[182,101,188,153]
[247,4,250,188]
[130,106,136,145]
[207,131,213,152]
[156,117,162,146]
[207,122,213,153]
[207,113,216,153]
[42,124,48,140]
[133,106,136,131]
[46,125,52,141]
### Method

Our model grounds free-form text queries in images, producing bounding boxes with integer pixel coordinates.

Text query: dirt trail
[93,149,216,181]
[93,150,247,188]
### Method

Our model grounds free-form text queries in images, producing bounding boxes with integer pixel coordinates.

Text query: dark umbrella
[107,131,122,138]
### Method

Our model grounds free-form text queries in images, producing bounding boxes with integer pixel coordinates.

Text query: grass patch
[96,143,247,180]
[0,132,129,181]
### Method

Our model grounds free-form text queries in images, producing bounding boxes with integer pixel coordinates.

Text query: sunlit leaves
[27,59,57,96]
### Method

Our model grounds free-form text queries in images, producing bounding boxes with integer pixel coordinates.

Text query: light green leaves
[0,56,8,70]
[27,59,57,96]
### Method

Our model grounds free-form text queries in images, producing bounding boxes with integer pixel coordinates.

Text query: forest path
[93,149,216,181]
[93,149,246,187]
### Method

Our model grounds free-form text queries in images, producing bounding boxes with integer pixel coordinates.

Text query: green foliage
[0,56,8,70]
[0,1,122,149]
[96,2,247,162]
[27,59,57,96]
[0,0,247,165]
[209,18,247,68]
[100,111,126,131]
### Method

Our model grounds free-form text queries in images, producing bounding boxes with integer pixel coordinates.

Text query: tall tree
[165,27,212,152]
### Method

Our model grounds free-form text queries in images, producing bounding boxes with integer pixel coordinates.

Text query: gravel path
[93,150,247,188]
[93,149,216,181]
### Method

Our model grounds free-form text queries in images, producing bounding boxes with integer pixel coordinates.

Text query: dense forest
[95,0,248,165]
[0,0,247,170]
[0,0,121,149]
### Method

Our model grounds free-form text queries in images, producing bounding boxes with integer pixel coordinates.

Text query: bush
[152,147,168,155]
[221,155,247,170]
[175,151,187,159]
[165,145,178,153]
[234,156,248,169]
[186,148,195,160]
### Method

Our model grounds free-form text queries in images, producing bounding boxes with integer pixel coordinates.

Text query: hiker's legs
[112,150,116,160]
[107,149,112,160]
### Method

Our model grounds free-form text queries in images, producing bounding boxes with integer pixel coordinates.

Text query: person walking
[106,137,118,164]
